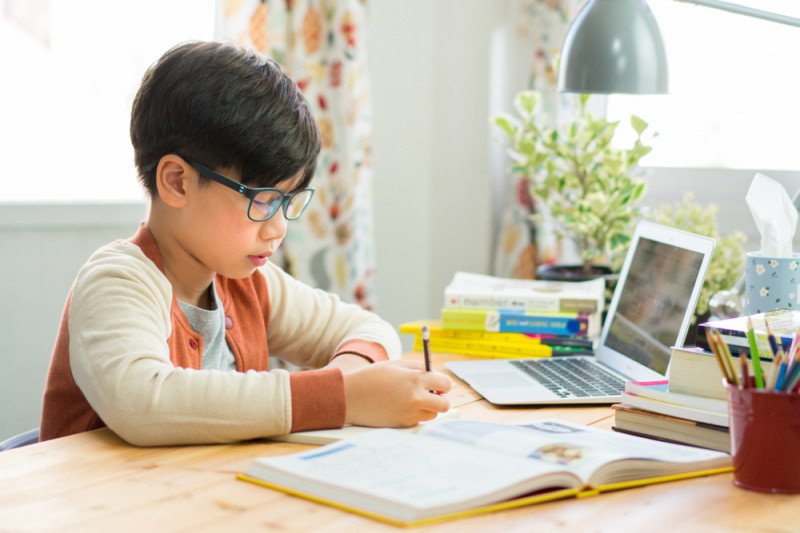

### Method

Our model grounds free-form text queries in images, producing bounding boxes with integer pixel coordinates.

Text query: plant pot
[684,311,711,348]
[536,264,617,284]
[536,264,618,322]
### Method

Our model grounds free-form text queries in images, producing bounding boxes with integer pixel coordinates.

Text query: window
[0,0,215,203]
[606,0,800,170]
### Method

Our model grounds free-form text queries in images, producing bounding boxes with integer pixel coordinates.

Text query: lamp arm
[676,0,800,28]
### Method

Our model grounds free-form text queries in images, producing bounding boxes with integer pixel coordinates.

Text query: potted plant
[492,91,655,280]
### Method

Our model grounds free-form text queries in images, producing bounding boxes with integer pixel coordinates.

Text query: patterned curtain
[218,0,377,310]
[493,0,582,279]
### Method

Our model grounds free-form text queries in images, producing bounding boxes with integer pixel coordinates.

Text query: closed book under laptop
[446,221,715,405]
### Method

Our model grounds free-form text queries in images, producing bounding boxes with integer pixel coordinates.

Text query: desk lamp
[558,0,800,95]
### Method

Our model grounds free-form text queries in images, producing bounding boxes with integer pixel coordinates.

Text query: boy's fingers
[421,391,451,412]
[423,371,453,393]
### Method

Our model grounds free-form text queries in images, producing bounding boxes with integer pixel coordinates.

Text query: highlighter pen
[746,317,765,389]
[421,325,432,372]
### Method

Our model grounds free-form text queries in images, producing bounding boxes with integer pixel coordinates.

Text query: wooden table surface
[2,352,799,532]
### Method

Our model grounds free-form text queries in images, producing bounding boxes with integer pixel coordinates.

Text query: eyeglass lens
[249,189,313,220]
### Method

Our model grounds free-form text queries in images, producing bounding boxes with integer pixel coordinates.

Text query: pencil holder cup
[726,384,800,493]
[744,252,800,315]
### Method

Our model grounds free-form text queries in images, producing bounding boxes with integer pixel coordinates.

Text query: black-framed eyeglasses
[177,154,315,222]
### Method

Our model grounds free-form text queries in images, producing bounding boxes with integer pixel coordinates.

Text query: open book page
[420,419,730,486]
[271,408,460,445]
[245,428,580,523]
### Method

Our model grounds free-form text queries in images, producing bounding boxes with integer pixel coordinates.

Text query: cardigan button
[189,339,197,349]
[225,316,233,330]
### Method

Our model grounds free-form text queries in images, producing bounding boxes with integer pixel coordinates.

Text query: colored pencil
[741,347,751,389]
[768,353,783,391]
[706,330,730,383]
[764,318,781,357]
[713,330,739,386]
[746,317,765,389]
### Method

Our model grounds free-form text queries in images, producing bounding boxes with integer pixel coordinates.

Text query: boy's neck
[146,211,215,310]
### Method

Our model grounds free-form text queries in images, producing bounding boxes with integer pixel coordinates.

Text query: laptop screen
[603,236,706,375]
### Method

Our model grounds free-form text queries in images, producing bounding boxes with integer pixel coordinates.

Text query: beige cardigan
[40,225,400,445]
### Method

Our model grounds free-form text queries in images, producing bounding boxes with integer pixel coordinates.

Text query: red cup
[726,383,800,493]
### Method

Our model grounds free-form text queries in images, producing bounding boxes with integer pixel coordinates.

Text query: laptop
[446,221,715,405]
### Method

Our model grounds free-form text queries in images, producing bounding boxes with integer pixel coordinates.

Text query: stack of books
[399,320,594,359]
[612,379,730,452]
[402,272,606,359]
[613,342,776,452]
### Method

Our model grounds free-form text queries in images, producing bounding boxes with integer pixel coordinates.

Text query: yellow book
[238,418,731,527]
[411,336,552,358]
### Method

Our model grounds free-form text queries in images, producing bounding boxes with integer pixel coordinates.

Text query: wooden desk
[2,352,799,531]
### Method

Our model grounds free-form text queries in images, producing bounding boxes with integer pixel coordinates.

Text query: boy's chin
[221,265,262,280]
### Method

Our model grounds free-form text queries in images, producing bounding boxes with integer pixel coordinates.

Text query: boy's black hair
[130,41,320,195]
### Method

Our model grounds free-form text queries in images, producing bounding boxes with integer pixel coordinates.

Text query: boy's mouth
[248,254,271,267]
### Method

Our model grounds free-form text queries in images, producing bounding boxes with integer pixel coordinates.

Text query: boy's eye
[252,192,284,216]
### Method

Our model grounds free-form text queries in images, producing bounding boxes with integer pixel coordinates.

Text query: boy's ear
[155,155,194,207]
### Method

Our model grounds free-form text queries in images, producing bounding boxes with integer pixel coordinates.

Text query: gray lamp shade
[557,0,668,94]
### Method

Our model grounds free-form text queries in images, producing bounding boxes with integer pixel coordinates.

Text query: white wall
[0,205,145,441]
[369,0,502,332]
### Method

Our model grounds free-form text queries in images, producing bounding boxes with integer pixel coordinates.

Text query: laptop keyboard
[510,358,626,399]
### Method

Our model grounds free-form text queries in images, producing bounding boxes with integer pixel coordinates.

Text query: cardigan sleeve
[260,262,402,368]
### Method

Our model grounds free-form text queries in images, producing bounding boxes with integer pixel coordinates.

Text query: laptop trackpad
[464,372,531,389]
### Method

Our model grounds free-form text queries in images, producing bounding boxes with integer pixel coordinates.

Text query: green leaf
[492,114,518,139]
[514,91,539,117]
[630,115,648,135]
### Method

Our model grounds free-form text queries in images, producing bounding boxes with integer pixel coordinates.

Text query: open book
[239,419,731,526]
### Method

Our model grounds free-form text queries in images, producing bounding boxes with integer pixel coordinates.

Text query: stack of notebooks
[401,272,605,359]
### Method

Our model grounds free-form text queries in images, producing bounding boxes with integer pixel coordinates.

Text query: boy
[40,41,451,446]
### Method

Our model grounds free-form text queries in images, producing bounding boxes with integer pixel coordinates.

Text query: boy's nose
[259,208,288,240]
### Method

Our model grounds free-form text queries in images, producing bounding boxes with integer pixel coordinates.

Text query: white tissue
[745,173,798,257]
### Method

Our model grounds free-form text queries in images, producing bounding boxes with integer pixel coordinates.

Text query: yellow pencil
[705,329,734,384]
[713,330,739,386]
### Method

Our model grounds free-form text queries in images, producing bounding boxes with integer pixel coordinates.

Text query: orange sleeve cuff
[333,340,389,363]
[289,368,346,432]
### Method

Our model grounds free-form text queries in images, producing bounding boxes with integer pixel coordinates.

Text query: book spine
[441,308,591,336]
[418,337,545,352]
[444,293,599,313]
[412,338,551,359]
[400,324,544,344]
[535,335,595,349]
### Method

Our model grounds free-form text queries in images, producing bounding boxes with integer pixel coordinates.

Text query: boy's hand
[343,360,452,427]
[325,353,372,374]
